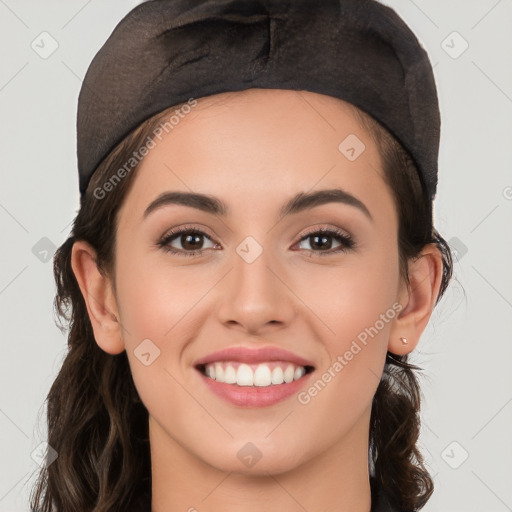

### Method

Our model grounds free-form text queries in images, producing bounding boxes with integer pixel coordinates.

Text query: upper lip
[194,346,315,368]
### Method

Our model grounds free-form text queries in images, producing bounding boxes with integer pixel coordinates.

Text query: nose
[215,241,296,336]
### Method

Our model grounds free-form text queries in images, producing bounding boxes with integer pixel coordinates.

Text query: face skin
[71,88,443,512]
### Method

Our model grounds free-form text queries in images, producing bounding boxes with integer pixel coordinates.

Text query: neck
[150,408,373,512]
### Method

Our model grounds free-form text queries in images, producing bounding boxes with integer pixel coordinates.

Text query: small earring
[400,337,408,345]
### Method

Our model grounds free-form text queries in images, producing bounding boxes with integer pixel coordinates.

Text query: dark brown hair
[355,105,453,510]
[30,99,453,512]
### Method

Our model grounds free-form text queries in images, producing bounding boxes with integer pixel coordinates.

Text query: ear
[70,240,125,355]
[388,243,444,355]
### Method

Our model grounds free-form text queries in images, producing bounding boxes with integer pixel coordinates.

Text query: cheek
[293,243,400,344]
[293,244,399,413]
[114,252,201,419]
[114,245,209,344]
[113,248,218,397]
[293,255,399,441]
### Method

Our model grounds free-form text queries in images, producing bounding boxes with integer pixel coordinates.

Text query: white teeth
[214,362,224,382]
[202,361,309,387]
[294,366,306,380]
[237,364,253,386]
[284,365,295,383]
[224,365,237,384]
[254,365,272,387]
[271,367,284,385]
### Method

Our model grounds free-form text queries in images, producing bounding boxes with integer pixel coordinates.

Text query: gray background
[1,1,511,511]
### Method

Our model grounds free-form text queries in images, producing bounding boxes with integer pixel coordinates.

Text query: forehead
[117,88,394,227]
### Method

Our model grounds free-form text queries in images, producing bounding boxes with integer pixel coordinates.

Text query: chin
[196,440,308,477]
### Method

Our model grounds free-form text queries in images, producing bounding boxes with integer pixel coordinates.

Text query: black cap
[77,0,440,200]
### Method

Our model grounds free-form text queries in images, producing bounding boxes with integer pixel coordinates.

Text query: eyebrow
[143,188,373,223]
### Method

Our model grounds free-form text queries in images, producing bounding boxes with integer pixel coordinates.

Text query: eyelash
[157,225,356,258]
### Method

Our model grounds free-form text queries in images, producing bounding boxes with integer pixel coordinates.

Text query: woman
[30,1,453,511]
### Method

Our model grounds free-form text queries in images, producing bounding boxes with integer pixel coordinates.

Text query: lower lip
[197,369,314,407]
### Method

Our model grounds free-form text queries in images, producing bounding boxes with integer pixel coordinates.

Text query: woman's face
[111,89,404,474]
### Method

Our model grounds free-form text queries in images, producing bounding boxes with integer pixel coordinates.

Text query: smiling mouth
[196,361,315,387]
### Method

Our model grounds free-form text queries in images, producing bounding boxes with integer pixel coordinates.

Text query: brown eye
[295,228,355,256]
[179,232,204,251]
[158,228,218,257]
